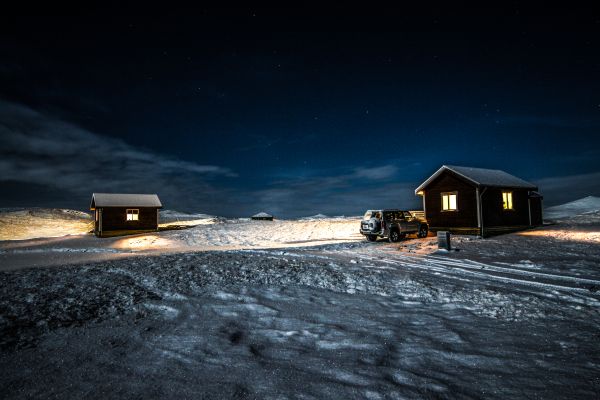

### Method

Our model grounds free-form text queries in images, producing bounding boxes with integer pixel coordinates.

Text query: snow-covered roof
[90,193,162,209]
[251,212,273,218]
[415,165,537,194]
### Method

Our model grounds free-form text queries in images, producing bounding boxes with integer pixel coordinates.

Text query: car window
[383,212,393,221]
[403,211,412,219]
[363,211,374,220]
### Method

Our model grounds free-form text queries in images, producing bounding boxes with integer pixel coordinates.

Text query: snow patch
[545,196,600,219]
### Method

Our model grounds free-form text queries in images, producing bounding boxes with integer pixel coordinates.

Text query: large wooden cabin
[415,165,543,237]
[90,193,162,237]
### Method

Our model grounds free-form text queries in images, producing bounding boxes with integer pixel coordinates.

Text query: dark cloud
[2,100,598,217]
[247,166,420,217]
[0,100,236,212]
[0,100,422,217]
[353,165,398,180]
[534,172,600,206]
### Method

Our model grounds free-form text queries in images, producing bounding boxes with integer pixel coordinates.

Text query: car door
[394,211,407,233]
[402,211,419,232]
[382,211,394,234]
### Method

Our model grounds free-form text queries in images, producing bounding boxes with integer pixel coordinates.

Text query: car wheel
[389,230,402,242]
[417,225,428,238]
[366,235,377,242]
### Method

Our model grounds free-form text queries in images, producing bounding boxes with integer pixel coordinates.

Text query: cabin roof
[90,193,162,209]
[415,165,538,194]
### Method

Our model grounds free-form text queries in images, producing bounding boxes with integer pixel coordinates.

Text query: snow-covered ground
[545,196,600,219]
[164,218,363,248]
[0,208,92,241]
[1,200,600,398]
[159,209,218,227]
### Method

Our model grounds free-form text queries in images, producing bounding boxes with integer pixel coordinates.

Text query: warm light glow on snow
[518,229,600,243]
[113,234,174,250]
[158,218,216,228]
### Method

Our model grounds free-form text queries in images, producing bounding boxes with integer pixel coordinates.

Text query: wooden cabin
[251,212,274,221]
[415,165,543,237]
[90,193,162,237]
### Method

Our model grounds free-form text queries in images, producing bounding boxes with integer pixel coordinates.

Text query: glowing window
[502,192,513,210]
[441,192,457,211]
[126,209,139,221]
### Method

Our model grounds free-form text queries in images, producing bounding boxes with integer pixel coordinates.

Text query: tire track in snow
[376,254,600,305]
[423,254,600,288]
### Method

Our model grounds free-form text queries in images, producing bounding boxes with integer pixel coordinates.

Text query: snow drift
[165,217,363,248]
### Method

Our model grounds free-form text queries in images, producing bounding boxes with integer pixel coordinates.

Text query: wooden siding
[481,188,530,228]
[419,169,543,236]
[94,207,159,236]
[423,170,479,231]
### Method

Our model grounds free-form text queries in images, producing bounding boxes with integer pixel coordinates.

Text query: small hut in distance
[251,212,274,221]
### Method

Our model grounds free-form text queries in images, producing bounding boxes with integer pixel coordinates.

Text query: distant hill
[299,214,329,220]
[545,196,600,219]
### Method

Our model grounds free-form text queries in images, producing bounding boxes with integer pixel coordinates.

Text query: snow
[1,208,600,398]
[163,217,363,248]
[159,209,216,224]
[0,208,92,241]
[300,213,329,220]
[545,196,600,219]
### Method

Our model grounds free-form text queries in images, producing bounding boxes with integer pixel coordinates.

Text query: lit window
[126,209,139,221]
[441,192,457,211]
[502,192,513,210]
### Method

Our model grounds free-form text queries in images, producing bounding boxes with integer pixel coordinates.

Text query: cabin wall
[423,171,478,233]
[97,207,159,233]
[481,188,530,228]
[529,197,543,226]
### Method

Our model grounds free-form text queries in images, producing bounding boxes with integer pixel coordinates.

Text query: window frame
[126,209,140,221]
[502,191,514,211]
[441,191,458,212]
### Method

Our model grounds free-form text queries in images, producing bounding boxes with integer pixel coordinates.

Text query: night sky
[1,10,599,217]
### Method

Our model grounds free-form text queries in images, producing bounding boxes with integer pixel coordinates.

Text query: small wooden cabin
[415,165,543,237]
[251,212,274,221]
[90,193,162,237]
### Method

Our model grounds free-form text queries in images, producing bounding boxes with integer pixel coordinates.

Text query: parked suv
[360,209,428,242]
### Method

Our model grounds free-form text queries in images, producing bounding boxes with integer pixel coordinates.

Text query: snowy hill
[545,196,600,219]
[0,208,92,241]
[299,214,358,220]
[159,209,215,223]
[299,214,329,220]
[166,217,362,248]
